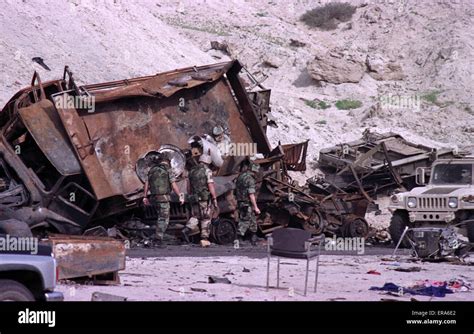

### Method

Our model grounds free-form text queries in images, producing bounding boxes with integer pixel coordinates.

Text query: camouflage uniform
[235,170,257,237]
[187,163,214,239]
[147,162,175,240]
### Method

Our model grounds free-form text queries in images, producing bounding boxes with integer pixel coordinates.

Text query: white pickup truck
[0,234,63,301]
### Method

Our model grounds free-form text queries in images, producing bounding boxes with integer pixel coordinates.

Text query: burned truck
[0,60,370,242]
[0,61,273,238]
[317,130,464,197]
[388,158,474,244]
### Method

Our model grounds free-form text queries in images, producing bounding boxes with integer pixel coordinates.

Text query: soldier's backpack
[235,171,253,202]
[189,164,210,201]
[148,165,171,196]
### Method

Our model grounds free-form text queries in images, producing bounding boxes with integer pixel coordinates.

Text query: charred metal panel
[248,89,271,131]
[281,141,309,171]
[17,99,82,175]
[226,61,271,155]
[54,63,256,200]
[54,100,116,200]
[50,235,125,280]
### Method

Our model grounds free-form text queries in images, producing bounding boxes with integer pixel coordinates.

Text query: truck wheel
[389,212,411,248]
[210,218,236,245]
[0,279,35,301]
[0,219,33,237]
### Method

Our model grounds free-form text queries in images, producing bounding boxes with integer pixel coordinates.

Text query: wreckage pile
[0,60,470,263]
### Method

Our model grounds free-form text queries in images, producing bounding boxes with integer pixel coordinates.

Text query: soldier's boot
[250,233,258,246]
[200,238,211,248]
[153,236,164,248]
[181,228,191,244]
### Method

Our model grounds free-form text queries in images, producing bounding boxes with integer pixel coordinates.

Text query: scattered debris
[380,262,401,267]
[447,278,471,292]
[289,39,306,47]
[208,276,232,284]
[31,57,51,71]
[210,40,231,55]
[50,235,126,282]
[168,288,192,294]
[393,266,422,273]
[367,270,381,275]
[370,281,454,297]
[242,267,251,273]
[91,292,127,301]
[401,226,473,261]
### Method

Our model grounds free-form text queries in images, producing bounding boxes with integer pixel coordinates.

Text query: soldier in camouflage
[235,160,261,246]
[143,153,183,242]
[183,154,218,247]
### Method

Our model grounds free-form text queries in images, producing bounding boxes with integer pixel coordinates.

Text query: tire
[210,218,236,245]
[0,279,35,301]
[0,219,33,237]
[389,211,412,248]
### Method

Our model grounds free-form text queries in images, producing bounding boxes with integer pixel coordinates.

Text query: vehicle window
[431,163,472,185]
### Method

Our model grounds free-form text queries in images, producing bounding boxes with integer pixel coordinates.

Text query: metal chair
[266,228,325,296]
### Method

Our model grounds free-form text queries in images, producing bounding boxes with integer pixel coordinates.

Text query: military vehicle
[388,158,474,245]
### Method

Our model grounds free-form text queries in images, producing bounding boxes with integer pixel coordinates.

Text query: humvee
[388,158,474,244]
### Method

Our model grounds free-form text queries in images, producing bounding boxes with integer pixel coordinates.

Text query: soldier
[235,160,261,246]
[142,153,183,243]
[206,125,231,158]
[183,154,218,247]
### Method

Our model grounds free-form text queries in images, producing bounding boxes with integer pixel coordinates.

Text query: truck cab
[388,158,474,244]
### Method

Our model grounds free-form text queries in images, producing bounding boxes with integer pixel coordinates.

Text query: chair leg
[266,253,270,291]
[304,258,309,296]
[314,255,320,293]
[276,257,280,289]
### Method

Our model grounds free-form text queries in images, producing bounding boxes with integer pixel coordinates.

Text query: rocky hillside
[1,0,472,181]
[153,0,474,178]
[0,0,212,106]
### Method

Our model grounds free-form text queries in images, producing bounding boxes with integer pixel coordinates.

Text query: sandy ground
[57,250,474,302]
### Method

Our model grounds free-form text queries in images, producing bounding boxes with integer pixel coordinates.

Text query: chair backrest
[271,228,312,252]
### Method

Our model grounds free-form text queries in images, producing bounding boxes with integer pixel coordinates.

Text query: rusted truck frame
[0,61,272,236]
[0,60,371,242]
[317,130,465,197]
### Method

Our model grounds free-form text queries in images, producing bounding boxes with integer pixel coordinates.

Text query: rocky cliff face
[1,0,473,175]
[150,0,473,173]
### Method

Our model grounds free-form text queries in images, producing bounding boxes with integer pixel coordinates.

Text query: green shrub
[317,100,331,109]
[335,99,362,110]
[304,99,331,109]
[300,2,356,30]
[421,90,440,104]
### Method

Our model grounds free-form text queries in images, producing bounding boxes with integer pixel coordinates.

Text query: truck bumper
[44,291,64,302]
[408,211,455,223]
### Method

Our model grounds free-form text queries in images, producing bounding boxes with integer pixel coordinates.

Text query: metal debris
[49,235,126,281]
[208,276,231,284]
[91,292,127,301]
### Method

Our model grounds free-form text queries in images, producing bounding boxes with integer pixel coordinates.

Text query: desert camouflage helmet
[212,125,224,136]
[150,152,171,164]
[199,154,212,164]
